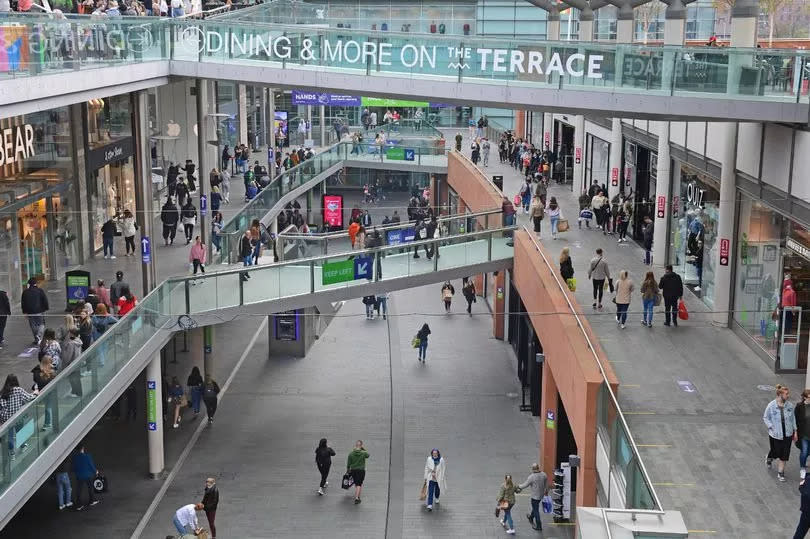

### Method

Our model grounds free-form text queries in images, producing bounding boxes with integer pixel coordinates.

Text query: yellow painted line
[687,530,718,534]
[636,444,672,448]
[653,482,696,487]
[549,522,577,526]
[624,411,656,415]
[622,384,641,388]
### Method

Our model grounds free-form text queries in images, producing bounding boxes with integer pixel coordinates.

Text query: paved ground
[471,135,806,538]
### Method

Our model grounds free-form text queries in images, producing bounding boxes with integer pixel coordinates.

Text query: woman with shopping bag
[559,247,575,291]
[421,448,447,511]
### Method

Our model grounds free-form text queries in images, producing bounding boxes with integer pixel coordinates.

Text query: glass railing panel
[628,459,657,510]
[279,264,312,297]
[240,264,282,305]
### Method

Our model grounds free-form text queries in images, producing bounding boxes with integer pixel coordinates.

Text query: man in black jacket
[0,289,10,348]
[793,477,810,539]
[110,271,129,307]
[160,197,179,246]
[239,230,253,282]
[642,216,654,265]
[658,265,684,327]
[201,477,219,539]
[21,278,48,345]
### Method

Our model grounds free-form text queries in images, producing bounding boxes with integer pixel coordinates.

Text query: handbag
[180,393,188,408]
[678,299,689,320]
[513,194,521,206]
[654,293,662,306]
[498,499,510,510]
[341,472,354,489]
[608,278,614,293]
[92,472,108,493]
[419,479,427,501]
[557,218,569,232]
[411,336,421,348]
[566,278,576,292]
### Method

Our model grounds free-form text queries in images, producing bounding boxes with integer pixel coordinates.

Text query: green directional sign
[386,147,405,160]
[322,259,355,285]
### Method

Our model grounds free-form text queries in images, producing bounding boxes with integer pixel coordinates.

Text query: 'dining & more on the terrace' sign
[177,29,605,78]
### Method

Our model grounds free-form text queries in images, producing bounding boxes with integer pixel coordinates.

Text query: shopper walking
[496,474,517,535]
[121,208,138,256]
[168,376,184,429]
[239,229,253,282]
[187,366,203,416]
[181,198,198,245]
[520,179,532,214]
[616,200,632,243]
[189,236,206,283]
[547,197,562,240]
[441,281,455,313]
[347,440,370,504]
[642,216,655,264]
[423,448,447,511]
[21,278,48,345]
[316,438,336,495]
[796,389,810,480]
[31,355,55,429]
[658,265,684,327]
[560,247,574,284]
[793,476,810,539]
[640,271,658,327]
[202,477,219,539]
[462,280,476,315]
[614,270,635,329]
[0,289,9,349]
[72,444,100,510]
[202,374,220,424]
[160,196,179,246]
[764,384,797,482]
[529,192,544,239]
[416,323,431,362]
[518,463,548,531]
[116,286,137,317]
[54,458,73,510]
[482,138,491,167]
[587,248,611,311]
[101,217,117,259]
[61,329,83,397]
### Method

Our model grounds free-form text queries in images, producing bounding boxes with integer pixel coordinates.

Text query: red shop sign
[656,195,666,218]
[575,147,581,164]
[611,167,619,186]
[544,131,550,146]
[719,238,730,266]
[624,167,632,186]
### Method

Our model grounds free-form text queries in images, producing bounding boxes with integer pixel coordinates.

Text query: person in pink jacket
[189,236,206,284]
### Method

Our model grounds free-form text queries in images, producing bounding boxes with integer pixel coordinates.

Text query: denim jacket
[763,399,796,440]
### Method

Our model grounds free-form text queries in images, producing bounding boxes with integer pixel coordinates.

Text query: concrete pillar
[492,271,506,339]
[542,113,552,151]
[259,87,268,149]
[268,88,276,178]
[189,327,204,372]
[134,91,157,294]
[146,353,164,478]
[306,188,314,224]
[547,10,560,41]
[203,326,213,378]
[608,117,622,202]
[573,115,585,192]
[653,122,671,268]
[662,1,686,93]
[539,360,558,485]
[319,105,326,147]
[578,7,593,42]
[195,80,210,248]
[237,84,248,146]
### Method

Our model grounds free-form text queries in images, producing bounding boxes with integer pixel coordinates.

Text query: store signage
[786,238,810,262]
[322,194,343,228]
[65,270,90,310]
[672,195,680,215]
[685,181,705,207]
[292,90,361,106]
[354,256,373,280]
[386,147,405,160]
[322,259,354,285]
[87,138,135,170]
[200,194,207,216]
[624,166,632,187]
[146,380,157,431]
[0,124,35,167]
[656,195,666,219]
[574,147,581,164]
[611,167,619,186]
[545,410,555,430]
[141,236,151,264]
[543,132,550,146]
[719,238,730,266]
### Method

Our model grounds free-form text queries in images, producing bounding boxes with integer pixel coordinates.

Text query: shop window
[86,94,132,149]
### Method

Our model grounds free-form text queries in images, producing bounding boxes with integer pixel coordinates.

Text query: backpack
[203,384,217,400]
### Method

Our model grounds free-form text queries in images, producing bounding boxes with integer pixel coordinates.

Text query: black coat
[0,291,10,316]
[642,221,655,250]
[202,484,219,512]
[316,445,336,466]
[796,401,810,441]
[560,258,574,280]
[21,286,48,314]
[658,272,683,300]
[160,203,179,226]
[239,235,253,258]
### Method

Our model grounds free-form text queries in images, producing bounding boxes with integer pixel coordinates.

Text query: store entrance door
[17,199,50,285]
[553,120,575,187]
[632,146,653,242]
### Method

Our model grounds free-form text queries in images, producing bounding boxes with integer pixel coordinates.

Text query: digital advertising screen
[322,194,343,230]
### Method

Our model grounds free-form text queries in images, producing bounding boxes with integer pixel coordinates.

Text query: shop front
[669,164,720,308]
[733,197,810,371]
[0,106,81,301]
[584,134,610,193]
[84,94,136,253]
[553,118,575,187]
[623,139,657,242]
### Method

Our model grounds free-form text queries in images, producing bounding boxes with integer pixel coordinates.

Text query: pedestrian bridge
[1,14,809,122]
[0,225,513,528]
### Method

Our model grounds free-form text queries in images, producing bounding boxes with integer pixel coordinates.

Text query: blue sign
[291,90,362,106]
[200,194,207,216]
[141,236,151,264]
[403,227,416,242]
[353,256,373,280]
[386,229,404,245]
[404,149,415,161]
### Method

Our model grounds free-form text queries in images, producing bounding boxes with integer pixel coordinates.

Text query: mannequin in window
[106,184,117,218]
[782,282,798,333]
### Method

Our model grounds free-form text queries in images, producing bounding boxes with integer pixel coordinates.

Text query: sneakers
[110,255,116,259]
[778,472,786,482]
[65,502,73,508]
[426,504,432,511]
[90,500,100,506]
[354,498,361,504]
[317,487,324,496]
[58,504,65,510]
[641,321,647,327]
[592,302,597,309]
[506,529,515,535]
[173,423,179,429]
[766,457,773,469]
[802,468,807,479]
[620,324,626,329]
[526,513,534,522]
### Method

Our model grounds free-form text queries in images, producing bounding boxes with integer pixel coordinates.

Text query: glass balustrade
[0,16,808,104]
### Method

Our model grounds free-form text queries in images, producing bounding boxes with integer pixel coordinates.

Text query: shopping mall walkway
[473,135,805,538]
[135,283,569,539]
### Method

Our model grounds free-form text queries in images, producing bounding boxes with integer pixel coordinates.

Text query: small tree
[636,0,665,43]
[714,0,791,45]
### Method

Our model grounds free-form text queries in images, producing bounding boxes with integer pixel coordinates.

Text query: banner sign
[292,90,361,106]
[322,194,343,229]
[656,195,666,219]
[719,238,730,266]
[611,167,619,186]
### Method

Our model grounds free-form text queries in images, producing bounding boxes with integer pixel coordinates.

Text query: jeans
[616,303,629,324]
[664,297,678,325]
[190,386,202,413]
[530,497,542,528]
[801,438,810,468]
[162,224,176,243]
[592,279,605,304]
[365,303,374,318]
[550,216,559,236]
[418,340,428,360]
[173,514,193,535]
[794,511,810,539]
[184,223,194,242]
[204,397,217,420]
[205,509,217,538]
[427,480,440,505]
[644,249,652,265]
[103,237,114,257]
[642,298,655,325]
[171,6,184,17]
[502,505,514,529]
[376,297,387,318]
[27,315,44,342]
[56,472,72,506]
[243,256,252,267]
[125,235,136,254]
[192,259,205,275]
[212,232,222,252]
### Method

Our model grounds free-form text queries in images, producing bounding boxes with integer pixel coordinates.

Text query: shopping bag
[566,278,577,292]
[678,299,689,321]
[419,479,427,501]
[654,293,661,307]
[513,194,521,206]
[411,336,421,348]
[542,495,552,513]
[341,472,354,489]
[557,218,569,232]
[92,472,108,493]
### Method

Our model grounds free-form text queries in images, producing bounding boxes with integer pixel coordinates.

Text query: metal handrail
[523,226,663,513]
